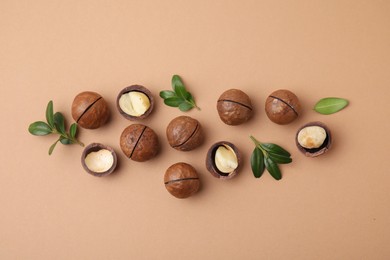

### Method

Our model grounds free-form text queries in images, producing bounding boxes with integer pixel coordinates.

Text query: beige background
[1,0,390,259]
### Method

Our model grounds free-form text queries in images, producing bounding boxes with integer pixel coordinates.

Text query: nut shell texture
[81,143,117,177]
[166,116,204,151]
[164,162,200,199]
[120,124,159,162]
[206,141,241,179]
[265,89,301,125]
[116,85,154,120]
[71,91,110,129]
[295,121,332,157]
[217,89,253,125]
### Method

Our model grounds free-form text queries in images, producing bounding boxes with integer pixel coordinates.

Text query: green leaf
[46,100,54,128]
[60,136,72,145]
[178,101,194,111]
[70,123,77,138]
[164,97,185,107]
[267,152,292,164]
[251,148,265,178]
[159,90,177,99]
[265,157,282,180]
[53,112,66,134]
[314,97,349,115]
[48,139,59,155]
[28,121,52,136]
[260,143,291,157]
[171,75,184,91]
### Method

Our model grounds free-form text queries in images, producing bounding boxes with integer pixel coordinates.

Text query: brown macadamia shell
[71,91,110,129]
[81,143,117,177]
[217,89,253,125]
[265,89,301,125]
[116,85,154,120]
[164,162,200,199]
[206,141,242,179]
[120,124,159,162]
[295,121,332,157]
[166,116,204,151]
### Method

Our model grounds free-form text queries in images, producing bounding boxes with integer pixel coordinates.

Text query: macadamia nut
[119,91,150,117]
[84,149,114,173]
[297,126,327,149]
[215,145,238,173]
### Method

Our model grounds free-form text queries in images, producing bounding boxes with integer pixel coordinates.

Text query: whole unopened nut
[206,141,241,179]
[81,143,117,177]
[166,116,204,151]
[71,91,110,129]
[164,162,200,199]
[120,124,159,162]
[265,89,301,125]
[296,121,331,157]
[117,85,154,120]
[217,89,253,125]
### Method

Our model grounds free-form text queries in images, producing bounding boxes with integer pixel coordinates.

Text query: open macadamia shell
[166,116,204,151]
[71,91,110,129]
[206,141,242,179]
[164,162,200,199]
[265,89,301,125]
[217,89,253,125]
[116,85,154,120]
[120,124,160,162]
[81,143,117,177]
[295,121,332,157]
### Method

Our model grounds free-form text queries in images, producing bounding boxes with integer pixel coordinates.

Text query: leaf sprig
[250,135,292,180]
[28,100,84,155]
[159,75,200,111]
[314,97,349,115]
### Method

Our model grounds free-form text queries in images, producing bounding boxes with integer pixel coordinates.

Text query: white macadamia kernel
[85,149,114,173]
[119,91,150,116]
[297,126,327,149]
[215,145,238,173]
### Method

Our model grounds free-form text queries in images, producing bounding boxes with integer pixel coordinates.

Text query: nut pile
[31,75,343,200]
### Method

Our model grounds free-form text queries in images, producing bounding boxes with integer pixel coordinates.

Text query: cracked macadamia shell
[164,162,200,199]
[116,85,154,120]
[206,141,242,179]
[295,121,332,157]
[166,116,204,151]
[81,143,117,177]
[71,91,110,129]
[217,89,253,125]
[120,124,159,162]
[265,89,301,125]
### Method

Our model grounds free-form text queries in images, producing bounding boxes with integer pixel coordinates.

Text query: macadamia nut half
[117,85,154,120]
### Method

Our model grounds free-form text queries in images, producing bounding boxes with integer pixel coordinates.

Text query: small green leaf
[267,152,292,164]
[251,148,265,178]
[265,158,282,180]
[314,97,349,115]
[46,100,54,128]
[53,112,66,134]
[260,143,291,157]
[164,97,185,107]
[70,123,77,138]
[171,75,184,91]
[178,101,194,111]
[48,139,59,155]
[28,121,52,136]
[60,136,72,145]
[159,90,177,99]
